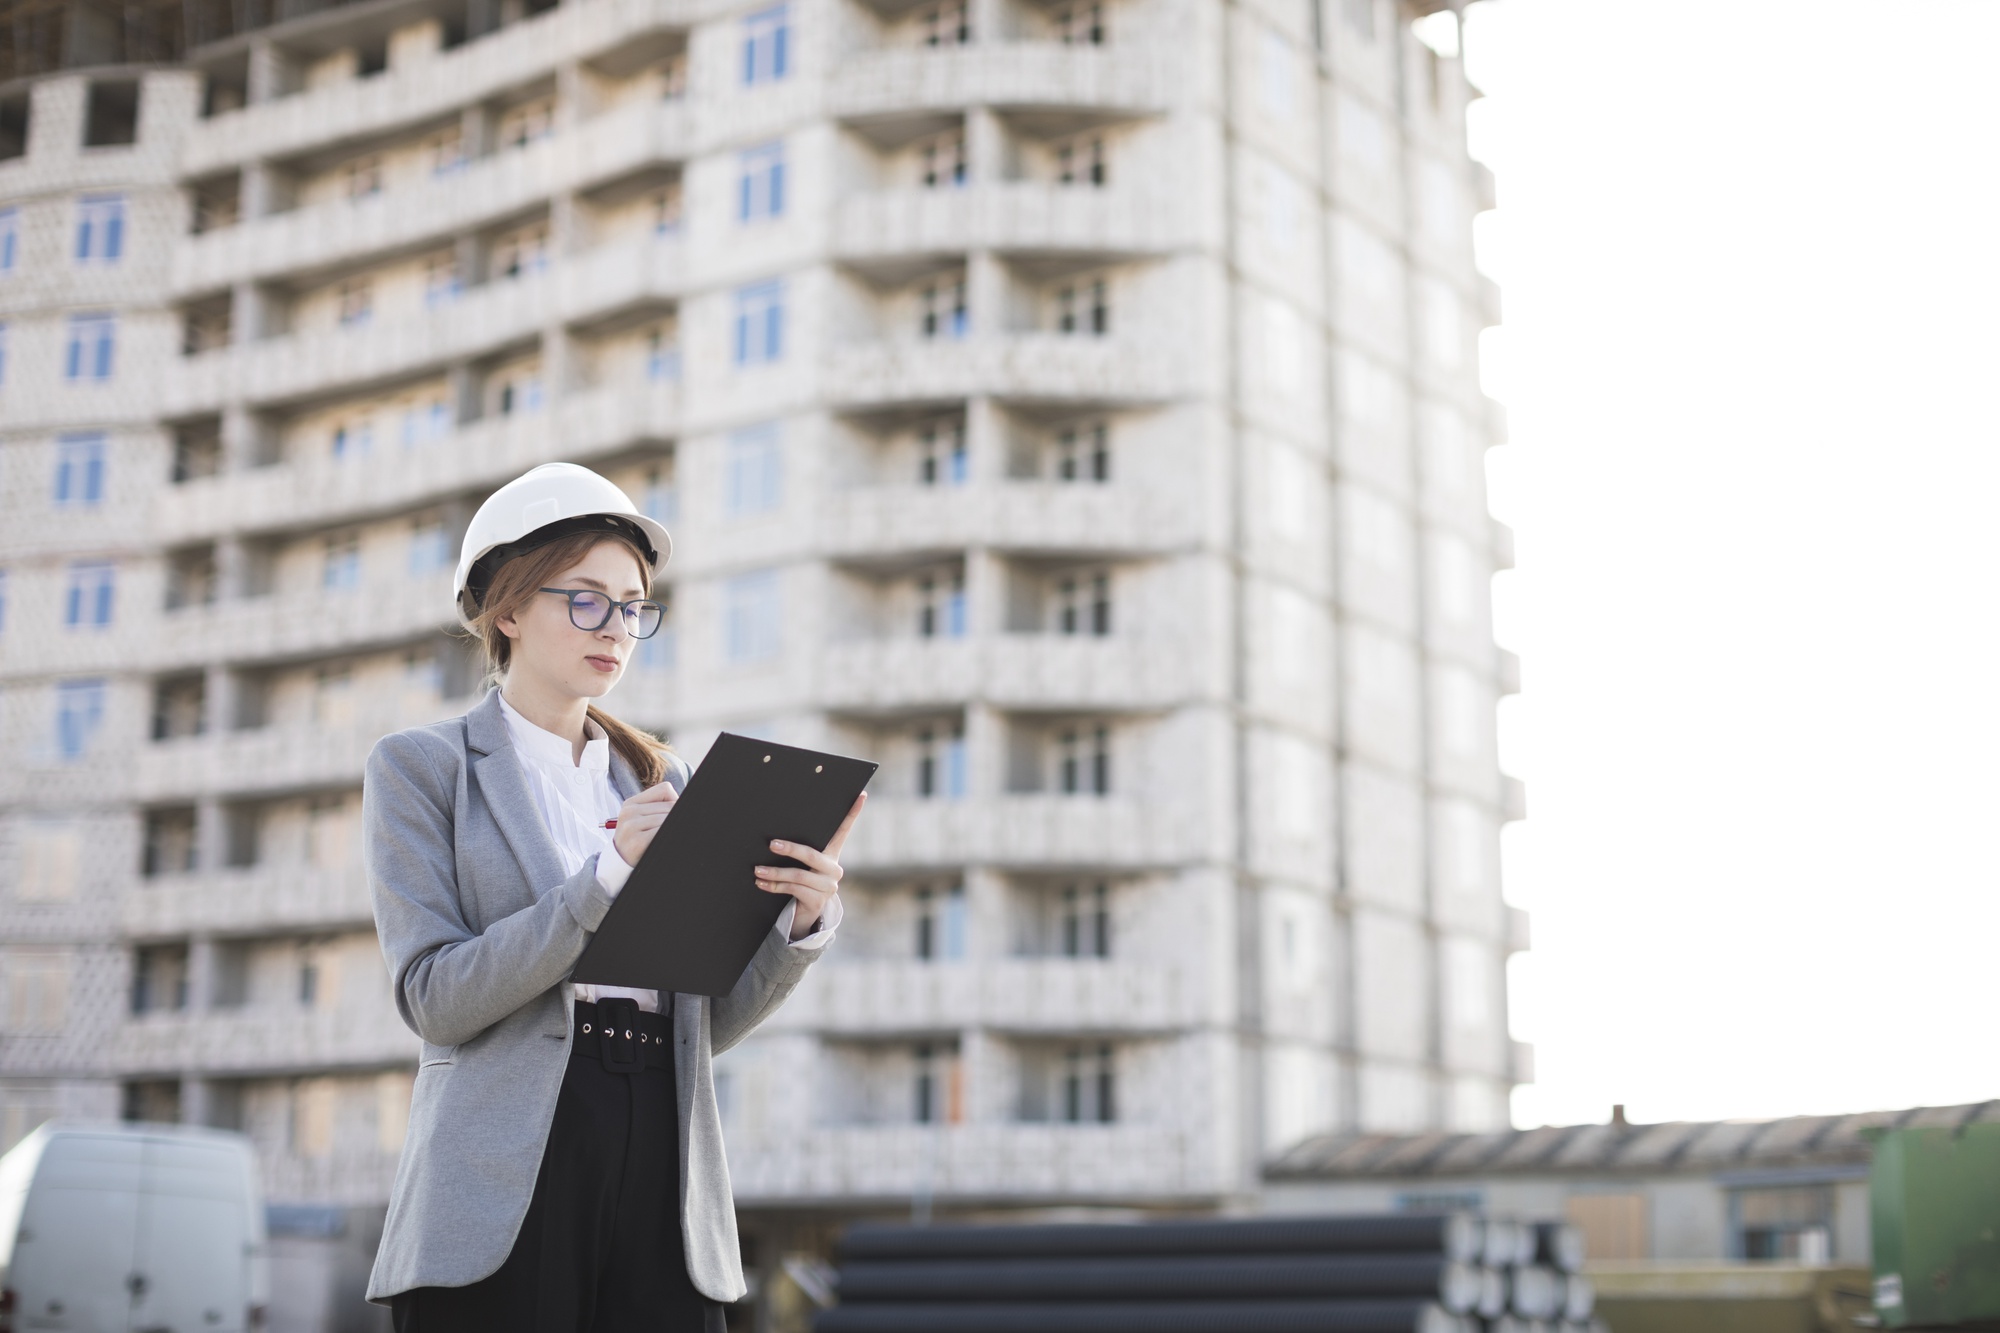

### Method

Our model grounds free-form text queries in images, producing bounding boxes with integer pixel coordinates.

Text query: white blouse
[498,693,838,1013]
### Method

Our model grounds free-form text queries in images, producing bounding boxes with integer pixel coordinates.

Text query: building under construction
[0,0,1515,1325]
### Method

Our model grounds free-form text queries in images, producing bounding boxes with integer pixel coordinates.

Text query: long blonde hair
[466,530,669,787]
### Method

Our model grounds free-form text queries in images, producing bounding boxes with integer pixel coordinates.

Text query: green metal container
[1870,1123,2000,1327]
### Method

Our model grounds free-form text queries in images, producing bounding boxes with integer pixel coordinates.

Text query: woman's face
[496,540,651,702]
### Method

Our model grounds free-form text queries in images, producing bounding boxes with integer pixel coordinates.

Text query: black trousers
[392,1001,724,1333]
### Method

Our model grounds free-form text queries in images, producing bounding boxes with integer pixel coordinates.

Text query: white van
[0,1123,268,1333]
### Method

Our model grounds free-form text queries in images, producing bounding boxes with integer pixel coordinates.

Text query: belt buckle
[595,998,644,1074]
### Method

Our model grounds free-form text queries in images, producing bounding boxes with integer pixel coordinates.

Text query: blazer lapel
[464,689,568,899]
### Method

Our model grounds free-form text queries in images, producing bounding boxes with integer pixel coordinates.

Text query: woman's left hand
[755,794,866,940]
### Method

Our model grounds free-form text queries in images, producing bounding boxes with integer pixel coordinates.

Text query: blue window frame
[916,727,967,799]
[646,329,681,382]
[323,535,362,591]
[733,281,785,366]
[408,519,453,576]
[65,313,116,381]
[723,569,782,663]
[56,679,108,760]
[400,400,452,447]
[637,619,677,673]
[331,421,373,460]
[54,434,107,506]
[0,208,18,272]
[644,470,679,526]
[738,142,786,222]
[75,195,125,264]
[743,6,790,84]
[64,561,115,628]
[725,423,784,515]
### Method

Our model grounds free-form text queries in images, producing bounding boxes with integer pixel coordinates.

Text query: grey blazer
[362,689,822,1304]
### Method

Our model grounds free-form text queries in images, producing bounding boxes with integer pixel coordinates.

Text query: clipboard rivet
[815,765,823,773]
[763,755,771,762]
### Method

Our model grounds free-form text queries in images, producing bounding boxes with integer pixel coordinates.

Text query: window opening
[65,313,116,381]
[739,141,786,222]
[1054,2,1104,44]
[921,132,967,188]
[54,434,107,505]
[919,423,968,485]
[75,195,125,263]
[921,279,968,339]
[743,6,791,84]
[734,281,785,365]
[922,0,971,45]
[1055,137,1105,187]
[83,81,140,147]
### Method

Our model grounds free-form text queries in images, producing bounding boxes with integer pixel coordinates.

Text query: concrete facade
[0,0,1517,1316]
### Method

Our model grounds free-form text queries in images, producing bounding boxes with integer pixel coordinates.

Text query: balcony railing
[818,480,1190,560]
[153,571,456,674]
[120,863,373,940]
[823,334,1193,407]
[180,0,695,175]
[155,381,681,545]
[176,99,692,296]
[844,795,1220,871]
[774,958,1201,1036]
[131,697,469,802]
[835,184,1179,262]
[817,635,1205,713]
[114,1004,414,1078]
[164,234,685,415]
[831,44,1173,122]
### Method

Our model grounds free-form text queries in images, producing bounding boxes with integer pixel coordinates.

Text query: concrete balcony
[831,44,1174,123]
[115,1005,415,1078]
[818,481,1193,560]
[824,335,1185,408]
[844,795,1211,872]
[731,1123,1213,1202]
[131,702,466,803]
[783,959,1199,1037]
[154,381,681,545]
[817,636,1201,713]
[834,185,1180,263]
[120,864,373,941]
[176,100,691,296]
[179,0,693,175]
[163,235,685,415]
[153,571,456,674]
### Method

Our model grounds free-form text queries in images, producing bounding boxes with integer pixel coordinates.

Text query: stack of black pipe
[814,1214,1493,1333]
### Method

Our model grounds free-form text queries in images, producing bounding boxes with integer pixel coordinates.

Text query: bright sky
[1459,0,2000,1129]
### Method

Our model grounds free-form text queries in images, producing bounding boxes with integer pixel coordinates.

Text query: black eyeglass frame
[536,587,667,639]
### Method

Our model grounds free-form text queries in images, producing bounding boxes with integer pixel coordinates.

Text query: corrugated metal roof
[1265,1101,2000,1181]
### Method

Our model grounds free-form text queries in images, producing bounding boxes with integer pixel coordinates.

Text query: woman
[363,463,861,1332]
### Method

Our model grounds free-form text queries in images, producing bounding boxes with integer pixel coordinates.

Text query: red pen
[601,819,617,830]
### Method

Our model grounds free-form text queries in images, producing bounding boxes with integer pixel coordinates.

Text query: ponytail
[588,704,667,789]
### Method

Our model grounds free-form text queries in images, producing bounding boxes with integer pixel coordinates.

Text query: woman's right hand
[612,781,679,869]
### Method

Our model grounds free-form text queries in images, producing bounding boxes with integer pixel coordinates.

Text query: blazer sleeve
[366,729,613,1048]
[708,916,827,1056]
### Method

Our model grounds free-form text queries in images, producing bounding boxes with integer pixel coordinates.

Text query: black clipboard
[572,733,877,997]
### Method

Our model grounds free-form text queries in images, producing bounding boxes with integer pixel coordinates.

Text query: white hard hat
[454,463,672,626]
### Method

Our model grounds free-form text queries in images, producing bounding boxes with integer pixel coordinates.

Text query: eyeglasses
[537,588,666,639]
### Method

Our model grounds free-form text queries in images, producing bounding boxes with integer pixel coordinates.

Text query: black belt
[573,998,672,1074]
